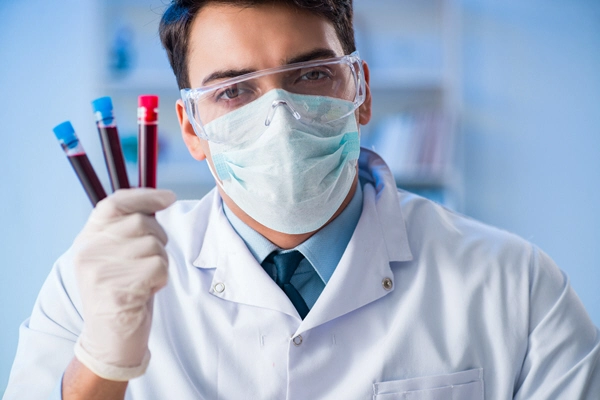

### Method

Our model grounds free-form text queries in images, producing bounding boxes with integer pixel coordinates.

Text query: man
[4,0,600,399]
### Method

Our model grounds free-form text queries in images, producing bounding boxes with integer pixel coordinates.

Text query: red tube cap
[138,95,159,123]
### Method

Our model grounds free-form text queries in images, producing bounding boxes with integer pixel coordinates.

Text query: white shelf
[354,0,442,13]
[102,69,178,93]
[369,68,445,91]
[125,161,213,186]
[158,161,213,186]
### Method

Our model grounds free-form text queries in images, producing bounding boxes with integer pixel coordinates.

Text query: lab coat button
[292,335,303,346]
[382,277,393,291]
[214,282,225,293]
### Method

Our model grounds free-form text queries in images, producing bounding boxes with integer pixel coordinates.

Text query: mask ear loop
[205,154,228,196]
[183,94,228,192]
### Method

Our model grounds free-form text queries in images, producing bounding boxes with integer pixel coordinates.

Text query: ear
[358,60,372,126]
[176,99,206,161]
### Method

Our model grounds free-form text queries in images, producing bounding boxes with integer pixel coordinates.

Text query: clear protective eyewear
[180,51,366,143]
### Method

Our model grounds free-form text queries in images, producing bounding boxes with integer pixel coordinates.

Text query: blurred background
[1,0,598,393]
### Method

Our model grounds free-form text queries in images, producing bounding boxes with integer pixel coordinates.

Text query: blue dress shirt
[223,182,363,308]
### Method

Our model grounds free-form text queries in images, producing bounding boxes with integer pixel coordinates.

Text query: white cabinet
[97,0,463,207]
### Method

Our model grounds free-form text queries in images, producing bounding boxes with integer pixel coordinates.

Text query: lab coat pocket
[372,368,483,400]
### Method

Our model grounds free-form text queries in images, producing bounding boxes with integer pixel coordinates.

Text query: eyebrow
[202,68,256,86]
[201,48,339,86]
[285,48,338,65]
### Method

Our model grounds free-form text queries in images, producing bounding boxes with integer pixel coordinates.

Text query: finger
[102,240,169,292]
[93,189,176,220]
[80,235,168,264]
[102,213,169,245]
[133,253,170,293]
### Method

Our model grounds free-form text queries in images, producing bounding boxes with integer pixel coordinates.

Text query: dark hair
[159,0,355,89]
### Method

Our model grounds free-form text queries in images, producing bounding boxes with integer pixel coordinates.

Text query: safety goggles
[180,51,366,143]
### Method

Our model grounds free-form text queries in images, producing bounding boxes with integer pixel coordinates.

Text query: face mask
[204,89,360,234]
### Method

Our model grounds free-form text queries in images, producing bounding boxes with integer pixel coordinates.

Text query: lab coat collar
[359,148,413,262]
[193,148,413,325]
[193,192,301,318]
[297,148,413,333]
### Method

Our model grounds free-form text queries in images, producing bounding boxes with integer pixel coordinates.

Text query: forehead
[187,3,344,87]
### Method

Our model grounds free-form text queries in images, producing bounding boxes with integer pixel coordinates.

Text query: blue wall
[0,0,100,394]
[461,0,600,326]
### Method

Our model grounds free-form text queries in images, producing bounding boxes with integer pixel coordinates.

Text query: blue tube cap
[91,96,114,123]
[53,121,78,146]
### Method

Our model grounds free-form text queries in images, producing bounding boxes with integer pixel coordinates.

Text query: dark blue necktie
[263,250,310,319]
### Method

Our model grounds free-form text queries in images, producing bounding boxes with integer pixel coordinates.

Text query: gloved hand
[71,188,176,381]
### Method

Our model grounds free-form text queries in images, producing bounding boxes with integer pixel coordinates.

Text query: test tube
[138,95,159,188]
[53,121,107,206]
[91,96,130,191]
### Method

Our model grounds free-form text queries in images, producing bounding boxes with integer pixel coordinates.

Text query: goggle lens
[181,52,365,143]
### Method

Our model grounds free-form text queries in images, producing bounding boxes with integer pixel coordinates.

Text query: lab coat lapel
[192,149,412,325]
[298,149,413,334]
[193,192,300,318]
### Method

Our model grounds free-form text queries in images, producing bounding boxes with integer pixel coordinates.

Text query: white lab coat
[4,149,600,399]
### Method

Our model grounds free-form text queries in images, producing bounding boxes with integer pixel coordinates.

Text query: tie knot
[265,250,305,287]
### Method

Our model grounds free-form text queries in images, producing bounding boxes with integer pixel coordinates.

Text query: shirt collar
[222,204,276,264]
[194,147,413,272]
[296,183,362,283]
[223,181,363,284]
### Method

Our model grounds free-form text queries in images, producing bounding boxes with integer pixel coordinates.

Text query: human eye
[214,84,242,101]
[298,67,334,82]
[211,82,258,108]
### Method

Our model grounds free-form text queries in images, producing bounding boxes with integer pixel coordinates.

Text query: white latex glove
[72,188,176,381]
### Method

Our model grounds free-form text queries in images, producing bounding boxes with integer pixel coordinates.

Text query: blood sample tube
[53,121,107,206]
[138,95,159,188]
[91,96,130,191]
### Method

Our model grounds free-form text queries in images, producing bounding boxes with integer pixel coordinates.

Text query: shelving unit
[97,0,463,208]
[354,0,463,209]
[97,0,211,200]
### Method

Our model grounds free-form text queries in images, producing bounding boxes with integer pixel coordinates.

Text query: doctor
[5,0,600,399]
